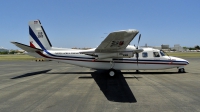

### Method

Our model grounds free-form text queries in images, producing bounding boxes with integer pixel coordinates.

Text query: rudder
[29,20,52,50]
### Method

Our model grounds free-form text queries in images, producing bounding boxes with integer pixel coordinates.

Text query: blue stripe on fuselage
[114,58,186,63]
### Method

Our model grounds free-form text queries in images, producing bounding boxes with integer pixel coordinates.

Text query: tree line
[184,45,200,50]
[0,50,20,55]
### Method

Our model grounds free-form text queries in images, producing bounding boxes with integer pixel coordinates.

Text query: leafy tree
[189,48,196,50]
[183,47,187,49]
[195,45,200,50]
[9,50,17,54]
[0,51,8,54]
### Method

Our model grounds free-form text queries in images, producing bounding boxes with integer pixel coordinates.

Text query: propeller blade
[138,34,141,44]
[137,34,141,49]
[135,34,141,65]
[136,53,139,66]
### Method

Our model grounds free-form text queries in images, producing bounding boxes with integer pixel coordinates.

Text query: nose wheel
[178,68,185,73]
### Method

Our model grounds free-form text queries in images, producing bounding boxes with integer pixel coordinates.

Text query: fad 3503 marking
[38,32,43,38]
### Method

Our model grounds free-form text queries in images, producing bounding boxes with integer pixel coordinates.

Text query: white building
[171,44,184,52]
[161,44,170,49]
[153,46,161,50]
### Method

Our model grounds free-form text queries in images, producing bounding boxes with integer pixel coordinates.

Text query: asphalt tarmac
[0,58,200,112]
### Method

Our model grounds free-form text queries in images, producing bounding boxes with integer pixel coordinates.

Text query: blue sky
[0,0,200,49]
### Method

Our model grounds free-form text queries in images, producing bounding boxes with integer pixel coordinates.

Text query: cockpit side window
[153,52,160,57]
[142,52,148,58]
[160,50,166,56]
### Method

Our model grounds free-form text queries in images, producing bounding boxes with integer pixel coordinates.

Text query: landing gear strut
[136,70,140,73]
[108,60,116,76]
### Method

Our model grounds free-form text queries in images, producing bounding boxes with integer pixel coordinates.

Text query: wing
[11,42,43,52]
[95,29,139,53]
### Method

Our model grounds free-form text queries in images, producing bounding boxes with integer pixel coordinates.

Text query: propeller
[136,34,141,66]
[137,34,141,49]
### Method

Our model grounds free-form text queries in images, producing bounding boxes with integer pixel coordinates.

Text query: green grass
[0,54,35,61]
[167,52,200,58]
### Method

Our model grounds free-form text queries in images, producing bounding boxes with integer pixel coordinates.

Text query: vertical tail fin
[29,20,52,50]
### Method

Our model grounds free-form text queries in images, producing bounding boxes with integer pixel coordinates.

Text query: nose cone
[185,60,190,64]
[170,56,189,65]
[183,59,189,65]
[186,60,189,65]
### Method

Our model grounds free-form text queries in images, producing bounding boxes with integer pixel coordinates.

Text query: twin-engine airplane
[11,20,189,76]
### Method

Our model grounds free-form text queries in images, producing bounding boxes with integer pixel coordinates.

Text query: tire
[108,69,115,76]
[178,68,185,73]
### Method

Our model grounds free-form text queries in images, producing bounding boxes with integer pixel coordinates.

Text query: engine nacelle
[96,52,134,59]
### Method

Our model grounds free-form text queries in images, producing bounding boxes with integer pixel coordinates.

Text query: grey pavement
[0,59,200,112]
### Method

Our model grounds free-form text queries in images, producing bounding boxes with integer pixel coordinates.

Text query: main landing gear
[108,69,116,77]
[108,61,116,76]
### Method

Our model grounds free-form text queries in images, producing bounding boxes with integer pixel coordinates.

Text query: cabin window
[142,52,148,58]
[153,52,160,57]
[160,50,166,56]
[123,54,128,56]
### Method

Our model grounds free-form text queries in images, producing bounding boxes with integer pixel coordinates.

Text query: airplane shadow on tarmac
[11,69,52,79]
[122,72,182,75]
[10,69,138,103]
[80,70,138,103]
[10,69,180,103]
[78,70,181,103]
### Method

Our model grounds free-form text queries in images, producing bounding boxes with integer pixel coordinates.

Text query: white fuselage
[30,45,189,70]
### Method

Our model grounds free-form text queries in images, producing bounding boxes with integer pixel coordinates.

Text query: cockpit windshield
[160,50,166,56]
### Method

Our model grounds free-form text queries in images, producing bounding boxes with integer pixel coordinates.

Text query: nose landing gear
[178,68,185,73]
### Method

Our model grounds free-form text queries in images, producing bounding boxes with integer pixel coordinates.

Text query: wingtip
[112,29,139,33]
[10,41,16,44]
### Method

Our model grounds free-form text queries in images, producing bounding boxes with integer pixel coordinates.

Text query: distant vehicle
[11,20,189,76]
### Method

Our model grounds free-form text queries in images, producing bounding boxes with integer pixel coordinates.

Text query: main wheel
[109,69,115,76]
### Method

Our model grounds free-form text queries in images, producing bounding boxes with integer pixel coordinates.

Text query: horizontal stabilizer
[11,42,43,52]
